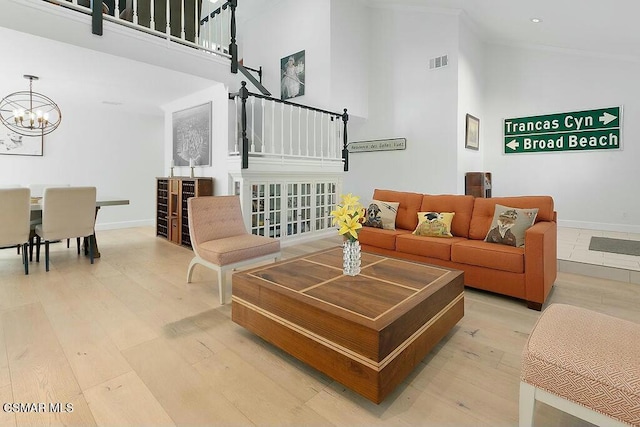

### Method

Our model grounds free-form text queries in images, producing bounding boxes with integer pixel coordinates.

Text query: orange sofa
[359,189,557,310]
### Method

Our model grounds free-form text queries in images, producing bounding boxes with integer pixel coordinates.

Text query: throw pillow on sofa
[413,212,455,237]
[363,200,400,230]
[485,204,538,247]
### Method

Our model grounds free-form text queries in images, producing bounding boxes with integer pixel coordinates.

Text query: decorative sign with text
[503,107,622,154]
[347,138,406,153]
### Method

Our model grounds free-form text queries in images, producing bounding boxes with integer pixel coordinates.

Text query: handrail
[233,82,349,171]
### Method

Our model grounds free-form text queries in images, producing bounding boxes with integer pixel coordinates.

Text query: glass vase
[342,239,361,276]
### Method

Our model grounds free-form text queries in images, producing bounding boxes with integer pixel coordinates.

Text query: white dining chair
[0,188,31,274]
[35,187,97,272]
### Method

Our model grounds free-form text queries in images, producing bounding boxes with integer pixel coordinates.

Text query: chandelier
[0,75,62,137]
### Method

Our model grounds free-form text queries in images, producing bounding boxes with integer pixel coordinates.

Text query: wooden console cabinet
[156,177,213,247]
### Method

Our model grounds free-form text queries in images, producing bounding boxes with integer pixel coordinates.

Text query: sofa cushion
[451,240,524,273]
[397,234,467,261]
[484,204,538,247]
[373,189,423,231]
[413,212,455,237]
[359,227,411,250]
[420,194,475,238]
[469,196,554,241]
[363,200,400,230]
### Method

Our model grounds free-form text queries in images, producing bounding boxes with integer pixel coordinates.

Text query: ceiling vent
[429,55,448,70]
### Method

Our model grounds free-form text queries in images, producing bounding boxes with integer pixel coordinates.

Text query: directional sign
[504,107,622,154]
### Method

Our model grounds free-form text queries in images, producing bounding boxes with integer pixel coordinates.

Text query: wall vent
[429,55,449,70]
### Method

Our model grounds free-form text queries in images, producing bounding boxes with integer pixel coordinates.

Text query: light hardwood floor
[1,227,638,426]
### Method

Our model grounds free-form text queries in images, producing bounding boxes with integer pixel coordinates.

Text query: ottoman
[520,303,640,426]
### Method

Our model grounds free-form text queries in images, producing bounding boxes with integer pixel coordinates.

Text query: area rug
[589,237,640,256]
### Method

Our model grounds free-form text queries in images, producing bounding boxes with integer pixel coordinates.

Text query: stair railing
[43,0,235,62]
[231,82,349,171]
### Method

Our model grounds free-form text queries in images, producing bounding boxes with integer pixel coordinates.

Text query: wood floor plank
[0,228,636,426]
[122,337,251,426]
[193,348,332,425]
[2,303,97,426]
[0,384,16,427]
[84,371,175,426]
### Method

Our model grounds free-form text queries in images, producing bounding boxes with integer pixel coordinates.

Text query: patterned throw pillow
[413,212,455,237]
[485,204,538,247]
[363,200,400,230]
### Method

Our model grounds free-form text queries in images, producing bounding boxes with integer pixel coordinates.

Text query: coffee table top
[233,247,462,328]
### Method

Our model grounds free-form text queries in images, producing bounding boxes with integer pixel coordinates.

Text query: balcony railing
[44,0,235,62]
[230,82,350,170]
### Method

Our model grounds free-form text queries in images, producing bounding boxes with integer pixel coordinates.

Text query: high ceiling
[372,0,640,60]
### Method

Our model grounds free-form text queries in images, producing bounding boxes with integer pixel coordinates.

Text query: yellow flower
[330,205,349,225]
[341,193,360,208]
[338,215,362,240]
[331,193,364,241]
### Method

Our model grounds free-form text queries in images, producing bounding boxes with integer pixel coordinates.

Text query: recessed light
[102,101,123,106]
[531,18,542,23]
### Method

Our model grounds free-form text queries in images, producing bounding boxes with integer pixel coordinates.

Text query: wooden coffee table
[231,247,464,403]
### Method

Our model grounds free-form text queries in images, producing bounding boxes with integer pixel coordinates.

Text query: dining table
[30,197,130,258]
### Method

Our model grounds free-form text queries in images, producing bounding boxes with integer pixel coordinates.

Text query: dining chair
[35,187,97,272]
[0,188,31,274]
[187,195,281,304]
[28,184,78,259]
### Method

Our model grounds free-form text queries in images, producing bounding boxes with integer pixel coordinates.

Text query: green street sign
[504,106,622,154]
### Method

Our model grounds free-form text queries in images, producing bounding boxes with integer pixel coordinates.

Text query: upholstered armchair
[187,195,281,304]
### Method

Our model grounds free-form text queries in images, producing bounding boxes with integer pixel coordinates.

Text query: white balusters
[320,113,324,159]
[165,0,170,37]
[261,98,266,154]
[298,107,301,156]
[271,100,275,154]
[150,0,155,30]
[250,97,255,152]
[313,111,317,157]
[114,0,119,19]
[306,109,310,157]
[133,0,138,25]
[281,103,285,156]
[193,2,198,44]
[234,96,239,153]
[289,104,293,156]
[180,0,185,39]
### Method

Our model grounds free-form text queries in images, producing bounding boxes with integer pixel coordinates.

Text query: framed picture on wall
[172,102,212,166]
[0,132,43,156]
[281,50,305,100]
[465,113,479,150]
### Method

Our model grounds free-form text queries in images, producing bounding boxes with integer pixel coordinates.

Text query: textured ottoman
[520,304,640,427]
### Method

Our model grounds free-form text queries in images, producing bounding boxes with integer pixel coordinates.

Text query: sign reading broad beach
[503,107,621,154]
[348,138,406,153]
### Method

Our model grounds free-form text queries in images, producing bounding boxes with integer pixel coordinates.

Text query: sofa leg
[527,301,543,311]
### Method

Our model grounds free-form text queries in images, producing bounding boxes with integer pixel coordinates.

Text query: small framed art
[465,114,479,150]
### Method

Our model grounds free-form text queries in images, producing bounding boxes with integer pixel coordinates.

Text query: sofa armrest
[524,221,557,308]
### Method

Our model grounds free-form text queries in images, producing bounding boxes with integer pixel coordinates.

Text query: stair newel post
[229,0,238,74]
[342,109,349,171]
[240,81,249,169]
[91,0,103,35]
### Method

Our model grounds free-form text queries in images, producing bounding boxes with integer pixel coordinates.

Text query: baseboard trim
[558,259,640,285]
[558,220,640,234]
[95,219,154,231]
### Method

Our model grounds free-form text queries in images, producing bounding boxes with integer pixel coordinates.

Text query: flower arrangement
[330,193,365,242]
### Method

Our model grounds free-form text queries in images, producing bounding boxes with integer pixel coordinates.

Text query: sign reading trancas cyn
[503,107,622,154]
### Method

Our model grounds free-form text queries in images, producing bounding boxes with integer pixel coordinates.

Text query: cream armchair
[187,195,281,304]
[35,187,97,272]
[0,188,31,274]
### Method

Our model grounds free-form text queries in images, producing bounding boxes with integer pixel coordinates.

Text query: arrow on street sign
[599,112,617,125]
[506,139,519,151]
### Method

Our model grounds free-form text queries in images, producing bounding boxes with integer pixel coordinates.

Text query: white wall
[0,102,163,229]
[345,6,460,200]
[239,0,332,110]
[330,0,369,118]
[484,44,640,233]
[162,84,231,195]
[456,15,485,193]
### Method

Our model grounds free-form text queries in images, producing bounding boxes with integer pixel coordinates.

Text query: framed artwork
[172,102,212,166]
[0,132,43,156]
[281,50,305,100]
[465,114,479,150]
